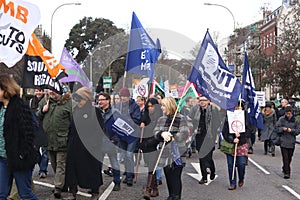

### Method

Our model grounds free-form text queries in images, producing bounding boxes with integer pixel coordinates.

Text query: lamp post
[89,45,111,88]
[50,2,81,52]
[203,3,236,31]
[204,3,237,75]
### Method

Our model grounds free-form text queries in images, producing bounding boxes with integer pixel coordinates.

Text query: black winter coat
[65,102,104,190]
[2,95,37,172]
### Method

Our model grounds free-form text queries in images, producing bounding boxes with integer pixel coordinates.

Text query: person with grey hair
[278,99,289,118]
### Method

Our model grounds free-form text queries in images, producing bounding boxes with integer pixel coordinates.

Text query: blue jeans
[156,167,162,181]
[119,139,137,182]
[0,158,38,200]
[101,137,121,184]
[226,154,246,186]
[38,147,49,174]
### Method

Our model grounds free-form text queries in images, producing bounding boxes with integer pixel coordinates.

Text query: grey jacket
[276,115,300,149]
[261,109,277,141]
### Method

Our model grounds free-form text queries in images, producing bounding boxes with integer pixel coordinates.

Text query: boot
[151,172,159,197]
[143,173,153,200]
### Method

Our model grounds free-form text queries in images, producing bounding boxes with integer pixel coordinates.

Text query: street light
[50,2,81,52]
[89,45,111,87]
[203,3,236,31]
[204,3,237,75]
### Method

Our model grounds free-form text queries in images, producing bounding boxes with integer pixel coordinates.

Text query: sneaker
[39,172,47,179]
[113,183,121,191]
[198,178,207,184]
[103,167,113,177]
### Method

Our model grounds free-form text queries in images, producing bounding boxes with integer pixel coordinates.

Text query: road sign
[103,76,112,89]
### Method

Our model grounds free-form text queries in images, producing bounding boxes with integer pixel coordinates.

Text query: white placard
[227,110,245,133]
[256,91,266,107]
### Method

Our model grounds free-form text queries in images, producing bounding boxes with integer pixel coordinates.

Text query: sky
[29,0,283,60]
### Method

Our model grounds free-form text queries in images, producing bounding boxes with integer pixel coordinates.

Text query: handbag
[272,133,281,146]
[271,129,281,146]
[220,139,235,154]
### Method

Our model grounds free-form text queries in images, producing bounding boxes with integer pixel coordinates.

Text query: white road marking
[98,182,114,200]
[186,162,217,185]
[282,185,300,199]
[33,180,92,198]
[248,157,270,175]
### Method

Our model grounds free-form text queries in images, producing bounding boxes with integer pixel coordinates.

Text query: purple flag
[59,47,91,88]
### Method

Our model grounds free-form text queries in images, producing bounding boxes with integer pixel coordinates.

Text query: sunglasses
[73,94,84,103]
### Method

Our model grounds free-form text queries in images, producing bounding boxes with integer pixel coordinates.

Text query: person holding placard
[221,102,250,190]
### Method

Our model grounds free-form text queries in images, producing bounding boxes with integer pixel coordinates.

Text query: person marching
[221,102,249,190]
[0,74,38,199]
[153,97,191,200]
[64,87,104,199]
[261,103,277,156]
[139,98,163,199]
[36,88,72,198]
[275,105,300,179]
[189,96,223,184]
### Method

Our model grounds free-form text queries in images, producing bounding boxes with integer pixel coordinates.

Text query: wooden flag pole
[134,127,144,183]
[232,138,238,180]
[152,81,190,175]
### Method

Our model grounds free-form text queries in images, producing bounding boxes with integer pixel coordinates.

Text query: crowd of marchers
[0,73,299,200]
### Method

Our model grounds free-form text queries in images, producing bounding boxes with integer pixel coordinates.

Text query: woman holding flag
[153,97,191,200]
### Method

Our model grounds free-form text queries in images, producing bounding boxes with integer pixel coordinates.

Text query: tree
[271,5,300,97]
[64,17,127,90]
[65,17,125,63]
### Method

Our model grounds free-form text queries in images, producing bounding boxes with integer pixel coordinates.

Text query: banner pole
[152,81,190,175]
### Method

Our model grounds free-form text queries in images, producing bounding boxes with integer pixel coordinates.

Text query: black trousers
[280,147,295,175]
[163,163,183,198]
[199,149,215,179]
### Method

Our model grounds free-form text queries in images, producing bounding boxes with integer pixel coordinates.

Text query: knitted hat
[75,87,93,101]
[119,87,130,97]
[265,103,272,109]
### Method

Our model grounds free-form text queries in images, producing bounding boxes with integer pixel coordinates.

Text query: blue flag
[125,12,161,83]
[187,30,241,111]
[241,53,264,130]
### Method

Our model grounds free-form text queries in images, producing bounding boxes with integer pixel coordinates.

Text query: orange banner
[26,33,67,79]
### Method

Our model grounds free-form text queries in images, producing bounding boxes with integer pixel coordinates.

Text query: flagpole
[152,81,190,175]
[122,71,127,88]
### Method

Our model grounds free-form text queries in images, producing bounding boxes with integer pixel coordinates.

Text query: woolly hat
[75,87,93,101]
[265,103,272,109]
[119,87,130,97]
